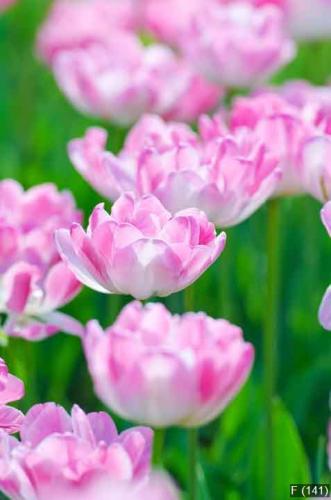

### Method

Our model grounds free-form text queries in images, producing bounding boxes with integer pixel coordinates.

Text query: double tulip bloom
[55,193,226,299]
[0,402,160,500]
[83,301,254,427]
[0,180,82,339]
[0,358,24,434]
[178,1,295,88]
[37,0,221,125]
[68,114,281,228]
[229,89,331,202]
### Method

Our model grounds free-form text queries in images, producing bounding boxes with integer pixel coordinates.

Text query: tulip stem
[188,428,198,500]
[264,198,281,500]
[153,429,165,466]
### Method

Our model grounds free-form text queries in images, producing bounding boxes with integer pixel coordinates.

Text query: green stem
[184,286,199,500]
[264,199,281,500]
[188,428,198,500]
[153,429,165,466]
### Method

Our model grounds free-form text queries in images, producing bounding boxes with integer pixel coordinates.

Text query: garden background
[0,1,331,498]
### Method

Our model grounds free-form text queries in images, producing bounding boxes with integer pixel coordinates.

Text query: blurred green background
[0,1,331,499]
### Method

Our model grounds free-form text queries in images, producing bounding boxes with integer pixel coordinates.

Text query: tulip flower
[37,2,221,125]
[230,91,331,201]
[83,301,254,427]
[55,193,226,299]
[0,358,24,434]
[68,114,281,227]
[0,402,153,500]
[0,180,82,339]
[37,0,138,64]
[178,1,295,88]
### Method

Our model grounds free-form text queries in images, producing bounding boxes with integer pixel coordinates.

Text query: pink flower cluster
[84,301,254,427]
[68,114,281,228]
[55,193,226,299]
[37,0,221,125]
[0,401,176,500]
[0,180,82,340]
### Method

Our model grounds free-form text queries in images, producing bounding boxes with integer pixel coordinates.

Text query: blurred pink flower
[0,0,16,12]
[84,301,254,427]
[0,358,24,434]
[179,1,295,88]
[55,193,226,299]
[230,91,331,201]
[68,114,280,227]
[37,0,139,63]
[49,34,221,125]
[0,180,82,339]
[37,1,221,124]
[0,403,154,500]
[139,0,202,45]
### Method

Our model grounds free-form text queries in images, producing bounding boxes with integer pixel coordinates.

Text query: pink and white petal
[20,403,71,447]
[111,239,182,299]
[118,426,153,478]
[87,411,118,445]
[319,285,331,330]
[321,202,331,237]
[0,375,24,405]
[42,261,81,312]
[0,406,24,434]
[3,263,39,314]
[55,228,110,293]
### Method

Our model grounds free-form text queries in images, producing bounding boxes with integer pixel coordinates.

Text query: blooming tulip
[37,0,138,64]
[0,403,153,500]
[179,1,295,88]
[230,91,331,201]
[0,358,24,434]
[37,2,221,124]
[84,301,254,427]
[55,193,226,299]
[0,180,82,339]
[68,114,281,227]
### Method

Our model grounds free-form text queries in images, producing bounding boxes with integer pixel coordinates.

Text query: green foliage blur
[0,1,331,498]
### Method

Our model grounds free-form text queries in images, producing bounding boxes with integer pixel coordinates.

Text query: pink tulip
[55,193,226,299]
[230,91,331,201]
[0,358,24,434]
[0,180,82,339]
[68,114,281,227]
[84,301,254,427]
[0,403,153,499]
[50,34,221,125]
[179,1,295,88]
[37,0,139,64]
[37,1,221,124]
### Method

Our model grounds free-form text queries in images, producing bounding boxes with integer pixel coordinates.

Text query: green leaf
[247,399,311,500]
